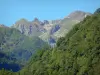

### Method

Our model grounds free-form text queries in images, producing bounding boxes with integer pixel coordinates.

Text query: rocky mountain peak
[15,18,29,25]
[18,18,28,22]
[32,18,40,23]
[11,10,92,42]
[34,17,39,21]
[65,10,92,21]
[32,17,43,26]
[44,20,49,24]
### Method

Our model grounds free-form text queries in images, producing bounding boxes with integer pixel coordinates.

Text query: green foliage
[1,9,100,75]
[0,68,17,75]
[0,27,48,65]
[14,13,100,75]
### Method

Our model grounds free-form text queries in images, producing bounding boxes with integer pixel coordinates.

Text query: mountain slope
[39,11,91,46]
[12,11,91,47]
[18,12,100,75]
[53,11,91,37]
[0,26,48,66]
[0,10,98,75]
[12,18,46,37]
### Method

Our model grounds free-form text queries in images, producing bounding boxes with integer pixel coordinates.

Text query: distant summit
[15,18,29,25]
[66,10,92,21]
[12,10,91,46]
[32,18,40,24]
[12,18,45,36]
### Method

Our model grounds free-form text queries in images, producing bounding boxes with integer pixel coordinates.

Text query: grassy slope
[0,27,48,65]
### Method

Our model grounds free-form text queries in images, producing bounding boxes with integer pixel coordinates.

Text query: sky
[0,0,100,26]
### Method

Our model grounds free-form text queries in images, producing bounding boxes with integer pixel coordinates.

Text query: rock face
[12,10,91,46]
[12,18,46,37]
[50,25,60,35]
[40,11,91,46]
[43,20,49,25]
[66,11,91,21]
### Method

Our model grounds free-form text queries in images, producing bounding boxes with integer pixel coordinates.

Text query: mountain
[66,10,91,21]
[53,11,91,37]
[12,11,91,46]
[39,11,91,46]
[12,18,46,37]
[0,26,48,66]
[0,8,100,75]
[17,10,100,75]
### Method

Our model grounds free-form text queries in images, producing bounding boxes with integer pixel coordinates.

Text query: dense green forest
[0,9,100,75]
